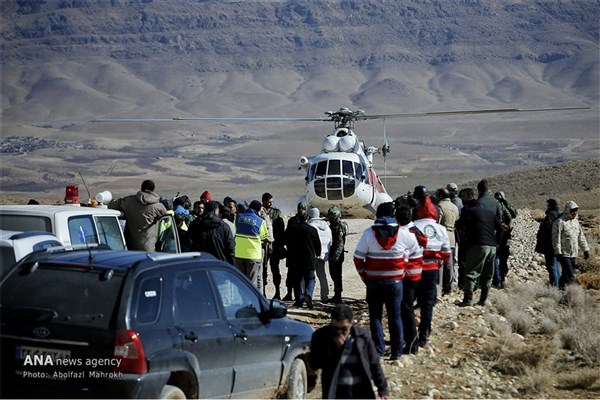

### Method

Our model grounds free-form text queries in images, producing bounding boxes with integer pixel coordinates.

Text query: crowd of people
[107,181,350,309]
[108,179,590,398]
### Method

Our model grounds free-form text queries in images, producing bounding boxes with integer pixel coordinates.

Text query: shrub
[506,309,534,336]
[520,366,555,396]
[483,341,553,376]
[539,317,558,335]
[557,368,600,390]
[558,286,600,366]
[486,314,513,337]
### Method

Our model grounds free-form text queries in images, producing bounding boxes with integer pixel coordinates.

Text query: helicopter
[92,105,589,218]
[296,108,394,218]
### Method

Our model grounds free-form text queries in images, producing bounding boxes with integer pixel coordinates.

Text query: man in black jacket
[535,199,562,287]
[455,188,505,306]
[188,201,235,265]
[285,208,321,309]
[309,304,389,399]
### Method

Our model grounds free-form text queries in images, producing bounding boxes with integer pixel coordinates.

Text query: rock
[441,321,459,329]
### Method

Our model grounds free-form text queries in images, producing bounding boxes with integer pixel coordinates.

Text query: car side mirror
[269,299,288,319]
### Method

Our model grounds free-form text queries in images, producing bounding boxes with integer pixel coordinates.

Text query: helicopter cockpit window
[315,161,327,179]
[326,177,343,200]
[309,163,317,180]
[314,179,326,198]
[343,178,355,197]
[355,163,364,181]
[328,160,340,175]
[342,160,353,177]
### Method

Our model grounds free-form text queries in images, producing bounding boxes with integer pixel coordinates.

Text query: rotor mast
[325,108,366,129]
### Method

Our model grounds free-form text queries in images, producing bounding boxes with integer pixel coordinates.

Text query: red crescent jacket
[353,217,421,281]
[412,217,451,271]
[401,222,426,282]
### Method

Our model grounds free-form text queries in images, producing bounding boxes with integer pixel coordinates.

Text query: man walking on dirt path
[309,304,390,399]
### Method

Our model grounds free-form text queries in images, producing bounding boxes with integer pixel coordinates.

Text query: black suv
[0,248,316,399]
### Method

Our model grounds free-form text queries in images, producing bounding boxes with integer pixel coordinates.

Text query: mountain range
[1,0,598,204]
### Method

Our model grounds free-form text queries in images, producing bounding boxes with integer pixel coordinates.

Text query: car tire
[286,358,307,399]
[160,384,186,399]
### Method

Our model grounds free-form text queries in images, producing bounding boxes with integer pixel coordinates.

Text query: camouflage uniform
[264,206,285,299]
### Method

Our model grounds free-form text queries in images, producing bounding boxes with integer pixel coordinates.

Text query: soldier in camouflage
[261,192,286,299]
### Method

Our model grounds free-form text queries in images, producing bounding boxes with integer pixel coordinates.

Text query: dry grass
[539,317,559,335]
[506,309,534,336]
[558,285,600,367]
[482,338,553,376]
[529,208,546,221]
[493,282,561,336]
[520,367,555,396]
[484,278,600,398]
[557,368,600,390]
[486,314,513,337]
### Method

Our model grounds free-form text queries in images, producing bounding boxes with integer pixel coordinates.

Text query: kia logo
[33,327,50,338]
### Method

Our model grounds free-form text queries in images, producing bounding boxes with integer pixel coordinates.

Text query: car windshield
[1,266,124,329]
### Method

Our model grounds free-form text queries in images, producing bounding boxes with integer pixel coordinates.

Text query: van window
[69,216,97,245]
[67,215,125,250]
[96,216,126,250]
[0,215,52,232]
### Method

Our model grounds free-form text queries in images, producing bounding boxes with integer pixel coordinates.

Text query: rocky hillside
[460,159,600,211]
[289,210,600,399]
[2,1,597,71]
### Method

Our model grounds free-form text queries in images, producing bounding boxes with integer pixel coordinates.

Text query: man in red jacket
[396,205,425,354]
[412,185,452,347]
[354,202,420,360]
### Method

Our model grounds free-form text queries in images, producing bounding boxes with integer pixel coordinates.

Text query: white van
[0,204,181,253]
[0,205,128,250]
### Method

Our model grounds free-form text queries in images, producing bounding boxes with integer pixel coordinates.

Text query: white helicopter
[273,106,588,218]
[297,108,394,218]
[92,105,588,218]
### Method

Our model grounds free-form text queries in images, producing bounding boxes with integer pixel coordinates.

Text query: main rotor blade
[90,116,330,123]
[90,106,590,123]
[360,106,590,120]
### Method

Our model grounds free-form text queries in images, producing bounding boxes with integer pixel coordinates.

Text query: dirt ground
[265,217,600,399]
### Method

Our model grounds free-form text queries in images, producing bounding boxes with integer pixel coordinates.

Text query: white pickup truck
[0,205,180,252]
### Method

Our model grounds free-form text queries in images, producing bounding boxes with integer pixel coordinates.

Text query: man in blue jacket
[234,200,268,287]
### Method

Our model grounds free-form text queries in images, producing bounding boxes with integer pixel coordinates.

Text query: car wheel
[160,384,186,399]
[286,358,307,399]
